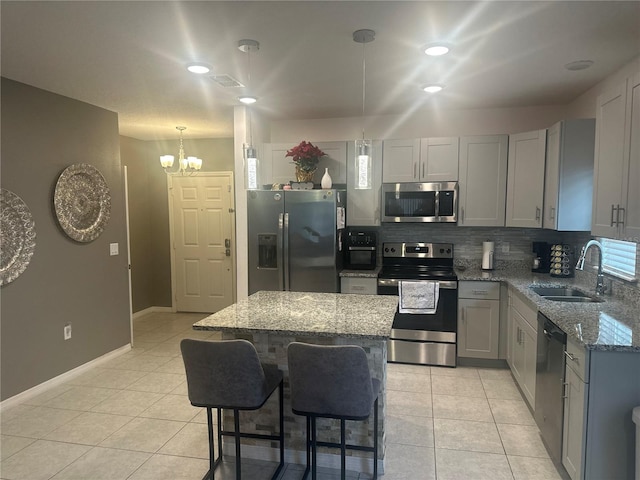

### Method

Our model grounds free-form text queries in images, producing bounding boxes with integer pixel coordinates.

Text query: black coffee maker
[532,242,551,273]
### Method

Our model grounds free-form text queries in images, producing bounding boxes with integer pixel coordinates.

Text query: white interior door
[170,173,235,313]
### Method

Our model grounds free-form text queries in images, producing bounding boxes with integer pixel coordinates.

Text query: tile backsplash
[379,223,639,303]
[380,223,588,262]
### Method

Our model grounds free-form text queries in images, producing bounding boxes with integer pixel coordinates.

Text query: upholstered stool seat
[287,342,379,480]
[180,338,284,480]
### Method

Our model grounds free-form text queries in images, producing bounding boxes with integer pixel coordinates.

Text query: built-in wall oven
[377,242,458,367]
[344,228,377,270]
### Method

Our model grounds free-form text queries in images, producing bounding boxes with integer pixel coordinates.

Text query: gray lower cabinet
[562,338,587,480]
[507,287,537,408]
[340,276,377,295]
[458,281,500,359]
[561,337,640,480]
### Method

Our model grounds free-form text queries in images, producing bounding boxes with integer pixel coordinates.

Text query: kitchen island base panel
[219,331,387,474]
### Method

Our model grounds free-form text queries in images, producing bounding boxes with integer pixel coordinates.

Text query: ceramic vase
[321,168,332,189]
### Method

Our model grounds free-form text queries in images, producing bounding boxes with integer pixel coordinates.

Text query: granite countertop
[339,266,381,278]
[193,290,398,339]
[457,266,640,352]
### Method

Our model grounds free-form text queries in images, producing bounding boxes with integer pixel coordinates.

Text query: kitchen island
[193,290,398,474]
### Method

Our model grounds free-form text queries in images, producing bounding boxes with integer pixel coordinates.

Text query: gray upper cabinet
[419,137,459,181]
[458,135,508,226]
[382,137,459,183]
[262,141,347,186]
[382,138,420,182]
[592,72,640,239]
[346,140,383,226]
[543,119,595,231]
[506,129,547,228]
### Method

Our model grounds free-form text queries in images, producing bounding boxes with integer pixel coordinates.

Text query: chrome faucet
[575,240,607,295]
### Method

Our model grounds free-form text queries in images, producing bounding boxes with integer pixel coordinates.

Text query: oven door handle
[377,279,457,290]
[348,246,376,251]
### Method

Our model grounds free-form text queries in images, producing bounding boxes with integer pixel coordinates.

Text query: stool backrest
[180,338,267,409]
[287,342,375,419]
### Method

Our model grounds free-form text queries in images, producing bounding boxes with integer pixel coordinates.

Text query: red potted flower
[286,141,326,182]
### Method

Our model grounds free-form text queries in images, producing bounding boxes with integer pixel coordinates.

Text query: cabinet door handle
[535,206,541,221]
[562,381,569,399]
[550,206,556,221]
[617,205,625,226]
[460,207,465,222]
[564,351,577,363]
[611,204,618,227]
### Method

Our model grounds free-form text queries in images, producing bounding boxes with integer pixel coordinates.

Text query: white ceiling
[2,1,639,140]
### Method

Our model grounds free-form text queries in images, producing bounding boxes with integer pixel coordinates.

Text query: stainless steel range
[377,242,458,367]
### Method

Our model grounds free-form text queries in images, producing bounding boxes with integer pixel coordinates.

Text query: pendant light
[353,29,375,190]
[239,39,260,190]
[160,126,202,175]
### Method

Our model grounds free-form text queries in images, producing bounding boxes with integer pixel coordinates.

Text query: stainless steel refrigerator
[248,189,346,294]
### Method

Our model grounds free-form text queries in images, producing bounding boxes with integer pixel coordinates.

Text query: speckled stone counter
[193,290,397,338]
[193,291,398,474]
[456,266,640,352]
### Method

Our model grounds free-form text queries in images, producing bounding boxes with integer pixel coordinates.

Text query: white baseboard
[132,306,174,320]
[221,443,384,475]
[0,343,132,413]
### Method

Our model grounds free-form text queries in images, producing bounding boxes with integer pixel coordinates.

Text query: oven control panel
[382,242,453,258]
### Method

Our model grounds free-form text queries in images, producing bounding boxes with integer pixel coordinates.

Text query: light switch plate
[110,243,119,256]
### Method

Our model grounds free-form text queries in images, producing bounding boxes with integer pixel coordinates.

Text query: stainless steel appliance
[535,312,567,465]
[382,182,458,223]
[377,242,458,367]
[247,189,346,295]
[344,228,377,270]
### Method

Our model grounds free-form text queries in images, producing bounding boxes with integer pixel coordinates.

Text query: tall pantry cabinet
[592,72,640,240]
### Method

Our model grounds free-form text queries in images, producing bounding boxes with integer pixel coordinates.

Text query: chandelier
[159,126,202,175]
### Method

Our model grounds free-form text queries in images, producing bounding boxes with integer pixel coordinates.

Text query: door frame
[167,171,236,312]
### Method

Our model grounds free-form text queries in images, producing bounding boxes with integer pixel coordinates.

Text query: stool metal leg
[234,409,241,480]
[373,397,378,480]
[311,416,317,480]
[217,408,223,463]
[206,407,215,480]
[340,419,346,480]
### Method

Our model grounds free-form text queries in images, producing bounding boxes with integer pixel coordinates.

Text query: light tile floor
[0,312,566,480]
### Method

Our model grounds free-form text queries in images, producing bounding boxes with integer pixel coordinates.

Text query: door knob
[225,238,231,248]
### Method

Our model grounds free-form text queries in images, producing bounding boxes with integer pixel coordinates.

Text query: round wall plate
[1,188,36,286]
[54,163,111,242]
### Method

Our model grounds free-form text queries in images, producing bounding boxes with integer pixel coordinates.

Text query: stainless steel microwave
[382,182,458,223]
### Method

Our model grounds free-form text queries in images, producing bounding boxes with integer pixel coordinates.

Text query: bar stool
[287,342,379,480]
[180,338,285,480]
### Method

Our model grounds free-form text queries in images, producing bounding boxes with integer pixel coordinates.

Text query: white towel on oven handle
[398,280,440,314]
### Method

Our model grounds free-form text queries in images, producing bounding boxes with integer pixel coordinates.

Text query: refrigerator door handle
[278,213,285,291]
[283,213,290,291]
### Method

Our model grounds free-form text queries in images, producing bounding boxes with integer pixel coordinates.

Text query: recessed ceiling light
[422,84,444,93]
[238,95,258,105]
[424,44,450,56]
[565,60,594,71]
[186,63,212,74]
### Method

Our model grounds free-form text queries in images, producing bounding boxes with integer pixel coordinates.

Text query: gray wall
[1,78,131,401]
[119,136,235,313]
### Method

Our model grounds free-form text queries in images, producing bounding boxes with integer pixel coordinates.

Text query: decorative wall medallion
[1,189,36,286]
[54,163,111,242]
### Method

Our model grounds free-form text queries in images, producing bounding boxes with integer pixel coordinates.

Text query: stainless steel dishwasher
[534,312,567,465]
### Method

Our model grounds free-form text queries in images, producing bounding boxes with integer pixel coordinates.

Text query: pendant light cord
[361,40,366,141]
[246,47,254,146]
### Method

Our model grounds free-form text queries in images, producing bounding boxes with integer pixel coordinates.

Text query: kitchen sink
[529,286,604,303]
[541,295,603,303]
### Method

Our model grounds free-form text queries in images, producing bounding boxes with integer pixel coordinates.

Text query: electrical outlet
[64,323,72,340]
[110,243,119,256]
[501,242,510,253]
